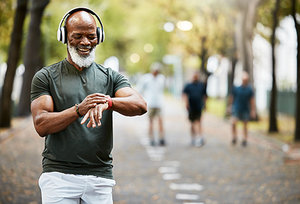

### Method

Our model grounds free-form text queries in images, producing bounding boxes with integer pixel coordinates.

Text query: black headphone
[57,7,105,44]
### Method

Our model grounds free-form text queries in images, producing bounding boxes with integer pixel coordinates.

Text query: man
[229,71,255,147]
[30,8,147,203]
[138,62,165,146]
[182,71,207,147]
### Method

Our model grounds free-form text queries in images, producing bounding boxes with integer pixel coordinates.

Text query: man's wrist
[75,104,82,117]
[106,96,113,110]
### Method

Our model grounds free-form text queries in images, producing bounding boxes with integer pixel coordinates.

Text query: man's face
[192,72,199,82]
[66,11,98,67]
[242,72,249,85]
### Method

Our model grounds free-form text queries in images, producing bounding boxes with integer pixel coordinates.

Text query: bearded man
[30,8,147,204]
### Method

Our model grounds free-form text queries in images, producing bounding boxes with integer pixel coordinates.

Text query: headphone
[57,7,105,44]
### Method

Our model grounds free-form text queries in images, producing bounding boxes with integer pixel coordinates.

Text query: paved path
[0,117,43,204]
[112,96,300,204]
[0,96,300,204]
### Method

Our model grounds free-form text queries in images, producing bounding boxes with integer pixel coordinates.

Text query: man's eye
[74,35,81,39]
[88,36,97,40]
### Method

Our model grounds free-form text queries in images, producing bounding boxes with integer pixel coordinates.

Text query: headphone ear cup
[101,30,105,43]
[96,27,100,44]
[96,27,105,44]
[57,28,61,42]
[61,26,67,44]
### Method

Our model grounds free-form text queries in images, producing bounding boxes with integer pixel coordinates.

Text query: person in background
[229,71,256,147]
[183,71,207,147]
[30,8,147,203]
[139,62,166,146]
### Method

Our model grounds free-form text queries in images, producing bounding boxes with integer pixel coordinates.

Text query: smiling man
[30,8,147,204]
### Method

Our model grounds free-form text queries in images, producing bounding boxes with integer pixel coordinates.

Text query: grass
[206,97,296,144]
[205,97,227,118]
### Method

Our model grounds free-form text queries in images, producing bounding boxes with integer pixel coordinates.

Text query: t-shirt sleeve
[232,86,236,97]
[203,83,207,96]
[31,68,50,102]
[249,87,254,98]
[112,70,131,94]
[183,84,188,94]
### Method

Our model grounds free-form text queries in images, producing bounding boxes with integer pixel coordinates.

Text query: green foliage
[2,0,298,75]
[39,0,170,74]
[206,97,226,118]
[257,0,299,42]
[166,0,236,71]
[0,0,14,61]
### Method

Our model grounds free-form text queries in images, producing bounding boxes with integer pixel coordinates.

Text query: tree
[17,0,50,116]
[0,0,14,58]
[292,0,300,141]
[0,0,28,127]
[268,0,280,133]
[235,0,267,85]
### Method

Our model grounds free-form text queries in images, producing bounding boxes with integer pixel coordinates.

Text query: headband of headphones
[57,7,105,44]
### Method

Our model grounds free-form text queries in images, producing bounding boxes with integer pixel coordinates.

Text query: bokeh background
[0,0,300,203]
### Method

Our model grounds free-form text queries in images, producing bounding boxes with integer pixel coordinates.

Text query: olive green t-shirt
[31,59,131,179]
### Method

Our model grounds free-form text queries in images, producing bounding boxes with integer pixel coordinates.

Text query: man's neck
[67,55,84,71]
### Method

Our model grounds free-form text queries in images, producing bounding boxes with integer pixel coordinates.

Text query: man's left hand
[80,103,109,128]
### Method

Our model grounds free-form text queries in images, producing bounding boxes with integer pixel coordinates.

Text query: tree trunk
[268,0,280,133]
[17,0,50,116]
[200,37,208,74]
[235,0,265,86]
[0,0,28,127]
[292,0,300,141]
[225,55,237,118]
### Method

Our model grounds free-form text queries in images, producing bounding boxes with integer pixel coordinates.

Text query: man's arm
[226,95,233,115]
[111,87,147,116]
[31,93,107,137]
[31,95,78,137]
[250,96,256,119]
[182,93,189,110]
[81,87,147,128]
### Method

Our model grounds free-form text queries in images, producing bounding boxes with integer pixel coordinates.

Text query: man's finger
[87,120,92,128]
[81,110,90,124]
[99,105,103,121]
[96,105,101,126]
[88,93,106,98]
[90,109,96,128]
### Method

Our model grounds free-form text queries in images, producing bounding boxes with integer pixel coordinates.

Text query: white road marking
[176,193,200,200]
[159,167,178,173]
[139,135,206,203]
[146,147,165,161]
[146,147,166,154]
[163,174,181,181]
[162,173,181,180]
[169,183,204,191]
[164,160,180,167]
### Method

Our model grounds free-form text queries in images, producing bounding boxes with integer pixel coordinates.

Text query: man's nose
[80,36,91,46]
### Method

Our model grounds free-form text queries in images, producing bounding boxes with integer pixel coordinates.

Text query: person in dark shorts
[183,72,207,147]
[229,71,256,147]
[138,62,166,146]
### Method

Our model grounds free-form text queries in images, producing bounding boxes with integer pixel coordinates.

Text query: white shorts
[39,172,116,204]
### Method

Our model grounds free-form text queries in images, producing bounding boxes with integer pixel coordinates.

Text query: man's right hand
[78,93,107,116]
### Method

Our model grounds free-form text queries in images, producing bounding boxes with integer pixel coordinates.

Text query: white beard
[67,44,96,68]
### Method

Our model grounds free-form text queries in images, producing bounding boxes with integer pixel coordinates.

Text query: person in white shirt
[139,62,165,146]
